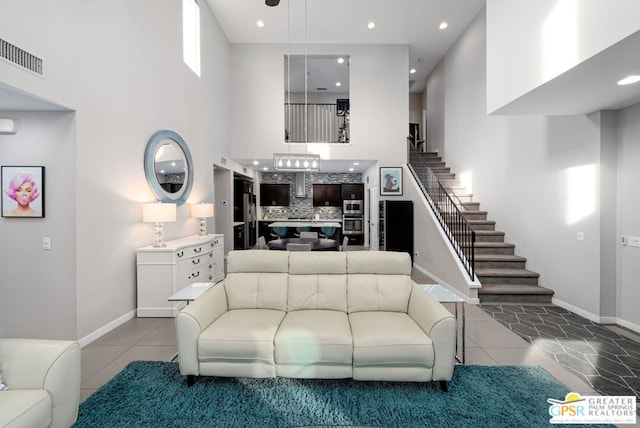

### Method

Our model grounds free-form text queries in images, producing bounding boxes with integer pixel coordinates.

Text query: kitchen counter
[233,222,245,227]
[268,221,341,228]
[262,218,342,223]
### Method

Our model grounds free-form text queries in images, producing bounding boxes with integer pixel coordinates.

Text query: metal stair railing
[408,145,475,280]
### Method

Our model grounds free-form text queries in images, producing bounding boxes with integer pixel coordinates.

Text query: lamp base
[199,217,208,236]
[152,222,167,247]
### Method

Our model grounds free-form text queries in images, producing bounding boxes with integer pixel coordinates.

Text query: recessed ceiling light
[337,57,345,64]
[256,20,265,28]
[336,82,341,87]
[617,75,640,85]
[353,162,359,166]
[410,68,417,74]
[439,22,448,30]
[253,160,259,165]
[349,168,354,172]
[367,22,375,29]
[263,167,268,171]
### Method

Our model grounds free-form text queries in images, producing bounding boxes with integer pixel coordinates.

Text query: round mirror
[144,130,194,205]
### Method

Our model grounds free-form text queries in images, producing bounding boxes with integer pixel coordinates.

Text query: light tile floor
[80,267,604,406]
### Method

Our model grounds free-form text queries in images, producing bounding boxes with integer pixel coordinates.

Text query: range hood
[295,172,306,197]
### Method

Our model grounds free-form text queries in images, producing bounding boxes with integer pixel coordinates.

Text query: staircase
[411,152,554,304]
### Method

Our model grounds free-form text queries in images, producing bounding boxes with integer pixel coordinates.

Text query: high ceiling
[206,0,486,93]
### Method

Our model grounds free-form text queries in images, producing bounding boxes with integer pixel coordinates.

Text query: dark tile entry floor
[481,304,640,399]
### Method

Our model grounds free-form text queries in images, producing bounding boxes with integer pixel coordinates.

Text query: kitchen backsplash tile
[261,172,361,219]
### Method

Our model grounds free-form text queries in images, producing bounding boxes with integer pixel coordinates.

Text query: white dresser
[136,234,224,317]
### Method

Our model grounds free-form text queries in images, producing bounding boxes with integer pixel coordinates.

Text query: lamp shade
[143,203,176,223]
[191,203,214,218]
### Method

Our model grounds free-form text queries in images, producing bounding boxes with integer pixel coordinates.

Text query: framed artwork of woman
[1,166,45,218]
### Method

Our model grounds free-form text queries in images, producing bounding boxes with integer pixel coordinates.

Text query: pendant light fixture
[274,0,320,172]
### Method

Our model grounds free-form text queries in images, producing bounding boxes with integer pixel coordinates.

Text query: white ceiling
[207,0,486,93]
[209,0,486,174]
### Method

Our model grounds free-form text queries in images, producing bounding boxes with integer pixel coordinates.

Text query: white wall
[229,43,409,166]
[0,0,231,341]
[0,111,76,338]
[427,10,616,320]
[616,104,640,330]
[486,0,640,113]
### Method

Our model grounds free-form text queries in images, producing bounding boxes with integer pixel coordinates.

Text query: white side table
[168,282,216,304]
[419,284,466,364]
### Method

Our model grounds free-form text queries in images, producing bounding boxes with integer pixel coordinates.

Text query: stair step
[468,219,495,231]
[474,254,526,269]
[424,160,446,168]
[478,284,554,304]
[474,230,505,242]
[474,241,515,255]
[434,173,457,181]
[461,202,480,211]
[461,210,488,221]
[429,166,451,174]
[476,268,540,285]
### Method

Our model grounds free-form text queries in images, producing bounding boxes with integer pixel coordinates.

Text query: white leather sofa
[176,250,456,389]
[0,339,81,428]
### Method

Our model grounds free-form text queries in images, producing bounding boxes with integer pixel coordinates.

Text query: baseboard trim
[551,298,640,334]
[78,310,136,348]
[413,263,480,305]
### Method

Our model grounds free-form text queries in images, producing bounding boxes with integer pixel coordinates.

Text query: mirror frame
[144,130,194,205]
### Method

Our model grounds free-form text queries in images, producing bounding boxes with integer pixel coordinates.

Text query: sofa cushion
[288,252,347,311]
[227,249,289,273]
[0,390,51,428]
[346,251,412,275]
[198,309,285,365]
[347,274,413,313]
[224,251,289,311]
[349,311,434,368]
[346,252,414,313]
[275,310,353,365]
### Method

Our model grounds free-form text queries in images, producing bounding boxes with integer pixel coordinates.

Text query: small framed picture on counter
[380,167,402,196]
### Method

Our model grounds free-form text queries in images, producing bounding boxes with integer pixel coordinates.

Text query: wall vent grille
[0,38,43,75]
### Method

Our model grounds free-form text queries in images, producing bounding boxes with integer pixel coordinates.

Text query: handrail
[408,145,475,280]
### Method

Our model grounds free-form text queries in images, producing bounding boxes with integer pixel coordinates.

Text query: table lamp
[143,202,177,247]
[191,203,214,236]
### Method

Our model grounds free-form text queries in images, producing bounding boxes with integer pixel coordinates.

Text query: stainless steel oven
[343,200,363,216]
[342,215,364,235]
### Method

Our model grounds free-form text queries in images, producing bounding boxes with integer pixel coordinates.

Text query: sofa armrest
[0,338,81,428]
[175,282,228,376]
[407,285,456,381]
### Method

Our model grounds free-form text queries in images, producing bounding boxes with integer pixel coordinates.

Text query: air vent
[0,38,43,76]
[317,87,327,91]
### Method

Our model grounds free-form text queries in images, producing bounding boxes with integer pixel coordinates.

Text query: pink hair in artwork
[4,173,40,202]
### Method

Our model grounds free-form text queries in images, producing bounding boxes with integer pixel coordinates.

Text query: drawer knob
[192,258,200,265]
[177,251,184,258]
[194,247,202,254]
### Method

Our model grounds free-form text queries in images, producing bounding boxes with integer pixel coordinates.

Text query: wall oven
[342,215,364,235]
[343,200,363,216]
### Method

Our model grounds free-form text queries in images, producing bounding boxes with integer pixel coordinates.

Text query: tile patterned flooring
[481,304,640,400]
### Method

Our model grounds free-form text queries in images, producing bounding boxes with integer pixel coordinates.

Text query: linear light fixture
[273,153,320,171]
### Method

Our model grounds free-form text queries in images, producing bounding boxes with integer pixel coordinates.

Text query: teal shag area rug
[75,361,615,428]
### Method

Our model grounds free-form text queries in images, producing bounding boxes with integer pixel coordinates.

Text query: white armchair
[0,339,81,428]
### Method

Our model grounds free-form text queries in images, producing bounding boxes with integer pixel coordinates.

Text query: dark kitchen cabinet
[341,183,364,200]
[312,184,341,207]
[260,184,290,206]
